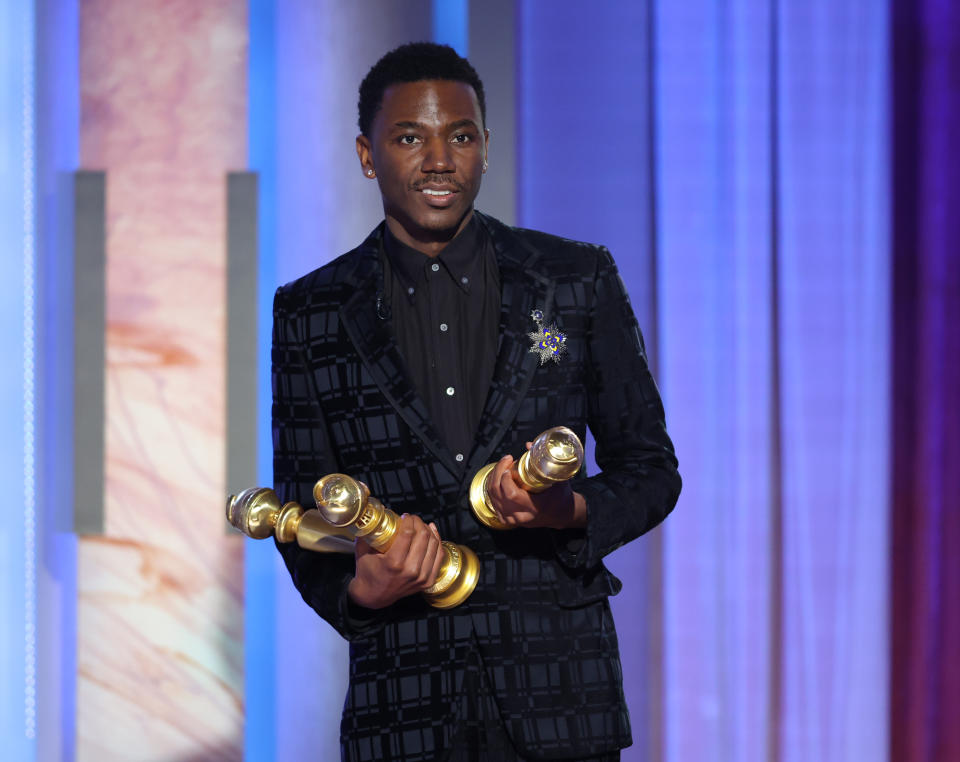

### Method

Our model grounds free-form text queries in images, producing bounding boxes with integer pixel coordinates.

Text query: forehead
[375,79,482,130]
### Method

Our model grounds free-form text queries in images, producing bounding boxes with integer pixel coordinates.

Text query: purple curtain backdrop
[891,1,960,761]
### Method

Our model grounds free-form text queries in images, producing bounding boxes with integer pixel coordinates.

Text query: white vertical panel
[0,1,37,759]
[656,2,777,760]
[777,1,890,759]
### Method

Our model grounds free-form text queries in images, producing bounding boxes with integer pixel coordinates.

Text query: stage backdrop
[2,1,958,761]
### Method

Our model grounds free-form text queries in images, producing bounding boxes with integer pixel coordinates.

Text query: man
[272,42,680,761]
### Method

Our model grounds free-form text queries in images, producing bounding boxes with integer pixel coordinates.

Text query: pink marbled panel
[79,1,247,759]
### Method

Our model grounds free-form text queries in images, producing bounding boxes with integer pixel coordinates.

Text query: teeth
[422,189,452,196]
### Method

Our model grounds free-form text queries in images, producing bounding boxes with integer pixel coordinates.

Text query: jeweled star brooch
[527,309,567,365]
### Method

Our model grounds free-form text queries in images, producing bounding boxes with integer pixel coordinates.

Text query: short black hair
[358,42,486,136]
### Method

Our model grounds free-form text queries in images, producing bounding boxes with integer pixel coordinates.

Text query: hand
[485,444,588,529]
[347,513,445,609]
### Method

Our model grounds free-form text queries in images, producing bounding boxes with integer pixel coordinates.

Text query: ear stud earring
[366,169,375,177]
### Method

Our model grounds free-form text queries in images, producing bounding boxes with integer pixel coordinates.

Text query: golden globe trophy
[226,486,356,552]
[469,425,585,530]
[227,475,479,610]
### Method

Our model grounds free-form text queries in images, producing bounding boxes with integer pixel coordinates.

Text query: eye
[451,134,471,144]
[398,134,420,145]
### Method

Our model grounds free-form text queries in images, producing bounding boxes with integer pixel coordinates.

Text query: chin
[417,206,472,232]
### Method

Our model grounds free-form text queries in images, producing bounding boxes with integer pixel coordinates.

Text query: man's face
[356,79,488,250]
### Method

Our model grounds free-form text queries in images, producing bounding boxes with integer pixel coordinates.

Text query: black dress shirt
[383,214,500,462]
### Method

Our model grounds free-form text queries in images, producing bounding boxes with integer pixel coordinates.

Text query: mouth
[417,185,460,207]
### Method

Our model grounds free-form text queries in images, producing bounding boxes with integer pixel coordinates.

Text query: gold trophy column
[469,425,585,530]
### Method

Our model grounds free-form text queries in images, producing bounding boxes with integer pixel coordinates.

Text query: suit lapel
[468,213,556,472]
[337,228,459,475]
[336,215,557,479]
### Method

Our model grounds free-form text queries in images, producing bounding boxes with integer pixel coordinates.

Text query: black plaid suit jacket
[272,212,681,761]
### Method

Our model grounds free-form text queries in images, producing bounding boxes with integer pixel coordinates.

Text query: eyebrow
[447,119,480,132]
[390,119,480,132]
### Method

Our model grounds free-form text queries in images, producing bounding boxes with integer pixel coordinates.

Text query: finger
[486,454,513,503]
[404,520,438,586]
[428,540,445,587]
[417,532,443,588]
[498,464,523,500]
[384,513,416,568]
[424,524,444,586]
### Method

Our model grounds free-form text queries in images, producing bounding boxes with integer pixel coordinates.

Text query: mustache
[411,176,464,192]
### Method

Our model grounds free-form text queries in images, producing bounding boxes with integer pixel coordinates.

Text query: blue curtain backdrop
[517,2,889,761]
[661,2,889,759]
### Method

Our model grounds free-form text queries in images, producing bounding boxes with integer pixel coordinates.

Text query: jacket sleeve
[553,247,681,570]
[271,286,387,641]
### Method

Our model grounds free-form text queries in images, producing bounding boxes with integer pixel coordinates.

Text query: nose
[421,136,454,174]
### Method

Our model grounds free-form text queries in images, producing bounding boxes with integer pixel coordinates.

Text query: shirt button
[407,286,415,295]
[461,276,468,284]
[440,323,448,332]
[445,386,455,396]
[431,263,440,272]
[455,453,464,462]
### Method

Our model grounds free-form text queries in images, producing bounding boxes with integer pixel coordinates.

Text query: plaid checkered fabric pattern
[272,212,681,761]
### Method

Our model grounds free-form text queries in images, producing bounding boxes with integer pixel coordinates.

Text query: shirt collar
[384,213,484,298]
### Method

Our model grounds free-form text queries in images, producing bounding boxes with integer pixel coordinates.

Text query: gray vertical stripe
[73,170,106,534]
[469,0,516,225]
[226,172,259,503]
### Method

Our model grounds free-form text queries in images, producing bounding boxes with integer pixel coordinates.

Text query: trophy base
[423,543,480,609]
[469,462,509,530]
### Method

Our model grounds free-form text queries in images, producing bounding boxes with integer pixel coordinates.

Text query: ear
[356,134,376,178]
[482,128,491,172]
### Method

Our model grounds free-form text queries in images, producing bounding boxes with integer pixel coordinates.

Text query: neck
[384,209,475,257]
